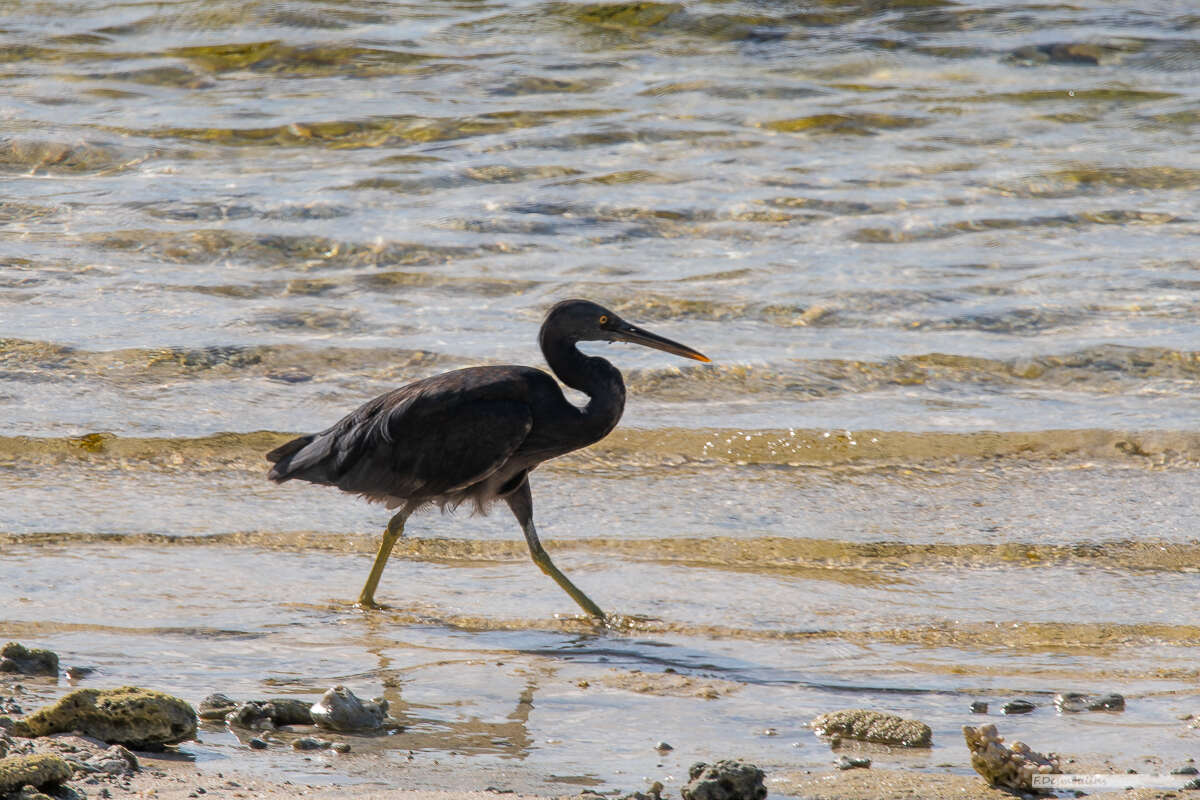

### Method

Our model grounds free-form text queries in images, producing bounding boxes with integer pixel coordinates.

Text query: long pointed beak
[613,322,710,362]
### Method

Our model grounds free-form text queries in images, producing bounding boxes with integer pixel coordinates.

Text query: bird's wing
[270,367,536,501]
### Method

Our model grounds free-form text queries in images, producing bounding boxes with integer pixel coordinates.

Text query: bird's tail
[265,434,319,482]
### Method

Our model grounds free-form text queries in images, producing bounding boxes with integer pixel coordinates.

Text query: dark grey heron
[266,299,710,620]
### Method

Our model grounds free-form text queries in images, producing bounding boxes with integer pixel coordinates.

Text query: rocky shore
[2,642,1196,800]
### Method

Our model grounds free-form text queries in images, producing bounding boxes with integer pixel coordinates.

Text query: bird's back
[266,365,569,508]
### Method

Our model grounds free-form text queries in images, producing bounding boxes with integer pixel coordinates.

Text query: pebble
[332,742,351,754]
[969,701,988,714]
[247,738,268,750]
[292,737,332,751]
[836,756,871,770]
[655,741,673,752]
[1171,765,1199,775]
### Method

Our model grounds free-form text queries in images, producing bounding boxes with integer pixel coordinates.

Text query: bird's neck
[541,334,626,438]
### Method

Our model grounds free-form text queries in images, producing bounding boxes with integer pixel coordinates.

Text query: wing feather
[267,367,536,503]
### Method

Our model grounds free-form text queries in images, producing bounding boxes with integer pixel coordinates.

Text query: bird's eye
[598,315,608,325]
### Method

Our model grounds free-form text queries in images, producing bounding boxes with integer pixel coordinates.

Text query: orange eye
[598,315,608,325]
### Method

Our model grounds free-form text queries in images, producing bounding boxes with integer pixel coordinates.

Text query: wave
[5,339,1196,399]
[1,428,1197,472]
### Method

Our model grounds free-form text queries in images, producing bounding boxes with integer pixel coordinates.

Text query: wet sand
[17,746,1192,800]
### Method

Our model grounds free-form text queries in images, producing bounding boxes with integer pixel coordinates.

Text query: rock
[247,737,268,750]
[655,741,673,752]
[16,785,55,800]
[1008,42,1107,65]
[0,644,58,677]
[310,687,387,732]
[291,736,331,751]
[1171,765,1199,775]
[1088,693,1124,711]
[811,709,932,747]
[83,744,139,775]
[264,699,314,726]
[1183,777,1200,791]
[836,755,870,770]
[64,666,95,681]
[1001,699,1036,715]
[11,687,196,749]
[0,754,73,794]
[1053,692,1088,713]
[963,723,1059,792]
[969,701,988,714]
[197,694,239,721]
[619,782,663,800]
[0,698,22,716]
[681,760,766,800]
[332,741,350,753]
[225,699,313,730]
[1053,692,1124,712]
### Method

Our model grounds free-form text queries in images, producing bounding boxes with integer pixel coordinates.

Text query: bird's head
[543,299,710,362]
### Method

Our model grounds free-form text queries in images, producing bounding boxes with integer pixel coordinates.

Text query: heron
[266,299,710,621]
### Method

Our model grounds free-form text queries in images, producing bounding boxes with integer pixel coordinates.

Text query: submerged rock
[681,760,766,800]
[310,686,388,732]
[963,723,1059,792]
[0,644,58,677]
[225,698,313,730]
[0,754,73,794]
[811,709,932,747]
[1001,699,1036,715]
[11,687,196,749]
[1052,692,1126,713]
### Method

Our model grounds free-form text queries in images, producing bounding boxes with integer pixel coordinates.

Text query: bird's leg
[357,509,408,609]
[505,479,605,621]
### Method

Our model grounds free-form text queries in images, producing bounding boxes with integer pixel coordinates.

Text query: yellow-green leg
[505,478,605,621]
[358,510,408,609]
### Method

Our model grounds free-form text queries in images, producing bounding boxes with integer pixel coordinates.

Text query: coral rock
[0,754,73,794]
[681,760,766,800]
[963,723,1059,792]
[0,644,58,677]
[812,709,932,747]
[12,687,196,749]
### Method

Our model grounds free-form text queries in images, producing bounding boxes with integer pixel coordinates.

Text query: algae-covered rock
[12,687,196,749]
[310,686,387,732]
[0,644,58,677]
[0,754,73,793]
[963,723,1059,792]
[812,709,932,747]
[681,760,766,800]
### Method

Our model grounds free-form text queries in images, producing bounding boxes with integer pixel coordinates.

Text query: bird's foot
[354,597,391,611]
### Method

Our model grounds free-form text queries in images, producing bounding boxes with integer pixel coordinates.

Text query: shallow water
[3,0,1200,792]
